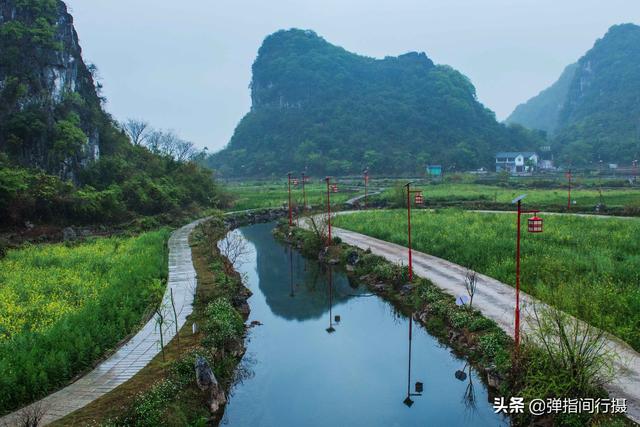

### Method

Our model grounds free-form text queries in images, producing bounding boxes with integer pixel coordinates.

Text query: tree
[144,129,196,162]
[464,269,478,308]
[122,119,150,146]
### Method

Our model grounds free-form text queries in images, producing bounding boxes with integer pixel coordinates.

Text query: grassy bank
[281,222,629,426]
[53,214,249,426]
[333,209,640,352]
[0,230,170,414]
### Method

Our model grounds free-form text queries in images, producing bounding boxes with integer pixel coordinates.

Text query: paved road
[302,217,640,423]
[0,218,204,426]
[344,190,382,206]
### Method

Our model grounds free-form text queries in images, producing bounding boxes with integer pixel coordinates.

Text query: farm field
[224,181,358,211]
[0,231,169,414]
[225,178,640,215]
[333,209,640,351]
[375,182,640,213]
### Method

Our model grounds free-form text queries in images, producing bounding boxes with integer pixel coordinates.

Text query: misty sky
[65,0,640,152]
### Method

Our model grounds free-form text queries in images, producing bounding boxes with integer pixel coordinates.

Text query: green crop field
[223,177,640,215]
[225,181,358,211]
[333,209,640,351]
[376,182,640,212]
[0,231,169,413]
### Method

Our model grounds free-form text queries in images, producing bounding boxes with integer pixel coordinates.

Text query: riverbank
[41,214,250,426]
[277,220,632,426]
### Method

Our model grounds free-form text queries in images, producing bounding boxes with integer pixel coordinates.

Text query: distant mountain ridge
[209,29,542,177]
[507,23,640,165]
[506,63,577,135]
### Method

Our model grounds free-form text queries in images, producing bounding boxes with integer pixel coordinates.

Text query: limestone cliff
[0,0,103,180]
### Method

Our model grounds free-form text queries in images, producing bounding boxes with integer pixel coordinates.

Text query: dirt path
[0,219,205,427]
[301,217,640,423]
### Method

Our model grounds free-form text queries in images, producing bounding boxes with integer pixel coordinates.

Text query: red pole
[406,183,413,282]
[364,171,368,209]
[302,173,307,210]
[567,170,571,211]
[326,177,332,245]
[288,173,293,226]
[515,200,521,348]
[407,314,413,397]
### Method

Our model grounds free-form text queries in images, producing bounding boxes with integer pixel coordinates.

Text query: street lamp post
[364,168,369,209]
[405,182,423,282]
[302,172,308,210]
[512,194,543,348]
[287,172,293,226]
[325,177,338,246]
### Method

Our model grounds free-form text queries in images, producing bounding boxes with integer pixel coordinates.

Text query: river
[221,222,508,426]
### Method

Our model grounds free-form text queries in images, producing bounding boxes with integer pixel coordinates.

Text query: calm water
[221,222,508,427]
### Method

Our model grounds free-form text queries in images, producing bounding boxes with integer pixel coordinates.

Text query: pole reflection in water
[288,244,295,298]
[221,223,508,427]
[455,363,477,413]
[326,266,336,333]
[404,314,423,407]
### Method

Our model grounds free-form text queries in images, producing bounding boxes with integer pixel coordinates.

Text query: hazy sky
[65,0,640,151]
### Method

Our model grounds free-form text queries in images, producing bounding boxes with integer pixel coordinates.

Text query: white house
[495,152,539,174]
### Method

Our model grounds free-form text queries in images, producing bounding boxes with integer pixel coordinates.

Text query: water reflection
[222,223,508,426]
[239,223,367,321]
[403,314,423,407]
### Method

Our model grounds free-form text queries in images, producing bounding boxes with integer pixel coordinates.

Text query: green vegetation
[508,24,640,166]
[65,215,248,427]
[284,223,624,426]
[208,28,544,177]
[0,1,228,228]
[0,230,170,413]
[376,181,640,214]
[202,299,244,351]
[0,147,229,227]
[225,181,353,211]
[333,209,640,350]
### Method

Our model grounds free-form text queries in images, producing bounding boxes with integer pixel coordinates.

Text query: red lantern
[332,184,339,193]
[527,215,543,233]
[414,193,424,205]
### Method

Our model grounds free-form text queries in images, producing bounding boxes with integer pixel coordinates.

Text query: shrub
[449,309,473,329]
[478,331,507,359]
[468,317,495,332]
[202,299,244,351]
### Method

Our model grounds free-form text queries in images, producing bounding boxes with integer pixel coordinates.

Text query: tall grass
[334,210,640,351]
[0,231,169,413]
